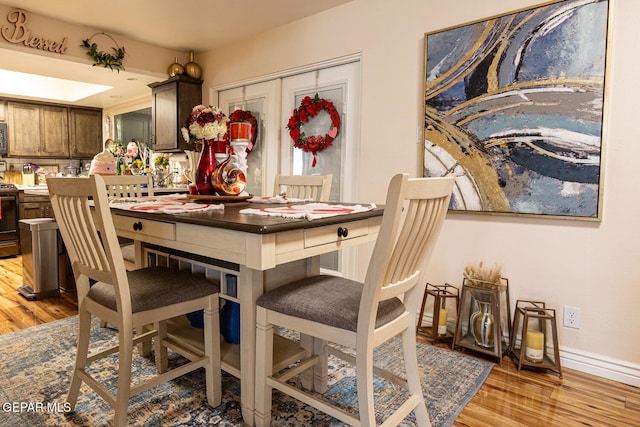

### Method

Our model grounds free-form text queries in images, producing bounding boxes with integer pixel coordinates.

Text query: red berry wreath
[286,94,340,167]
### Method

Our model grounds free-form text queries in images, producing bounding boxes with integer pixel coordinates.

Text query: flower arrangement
[181,105,229,144]
[287,94,340,167]
[154,153,171,169]
[463,261,505,290]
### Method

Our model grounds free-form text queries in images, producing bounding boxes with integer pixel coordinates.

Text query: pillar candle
[437,308,448,336]
[229,122,251,141]
[525,330,544,362]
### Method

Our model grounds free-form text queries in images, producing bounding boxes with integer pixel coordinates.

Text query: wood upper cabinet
[69,107,102,158]
[6,100,101,158]
[40,105,70,157]
[149,75,202,152]
[8,102,68,157]
[7,102,40,156]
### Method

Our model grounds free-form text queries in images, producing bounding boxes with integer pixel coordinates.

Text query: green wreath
[82,33,126,72]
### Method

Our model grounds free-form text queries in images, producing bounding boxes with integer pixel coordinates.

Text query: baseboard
[420,314,640,387]
[559,346,640,387]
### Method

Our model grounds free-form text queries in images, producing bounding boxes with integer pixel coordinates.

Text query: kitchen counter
[16,184,189,196]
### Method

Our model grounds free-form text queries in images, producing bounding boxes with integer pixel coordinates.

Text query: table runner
[108,195,224,213]
[239,203,376,220]
[248,195,313,204]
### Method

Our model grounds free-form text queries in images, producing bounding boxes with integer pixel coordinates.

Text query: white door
[219,80,279,197]
[280,62,361,204]
[218,61,361,277]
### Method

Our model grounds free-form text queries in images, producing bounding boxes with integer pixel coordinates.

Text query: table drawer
[113,215,176,241]
[304,219,369,248]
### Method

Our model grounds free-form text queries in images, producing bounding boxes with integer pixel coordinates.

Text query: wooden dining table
[110,200,383,425]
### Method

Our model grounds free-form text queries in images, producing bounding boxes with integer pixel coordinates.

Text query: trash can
[18,218,60,300]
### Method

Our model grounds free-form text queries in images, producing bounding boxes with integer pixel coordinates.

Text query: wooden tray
[186,194,253,203]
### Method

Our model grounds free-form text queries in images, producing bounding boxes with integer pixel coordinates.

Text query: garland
[228,109,258,153]
[287,94,340,167]
[81,32,126,72]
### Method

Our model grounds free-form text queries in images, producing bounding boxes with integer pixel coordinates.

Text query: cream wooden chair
[273,173,333,201]
[255,173,455,427]
[47,175,221,427]
[102,174,154,270]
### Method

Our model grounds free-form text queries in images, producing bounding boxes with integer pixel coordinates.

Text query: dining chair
[255,173,455,427]
[101,174,154,270]
[47,175,222,427]
[273,173,333,201]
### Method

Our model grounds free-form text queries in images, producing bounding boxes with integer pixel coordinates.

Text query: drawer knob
[133,221,143,231]
[337,227,349,238]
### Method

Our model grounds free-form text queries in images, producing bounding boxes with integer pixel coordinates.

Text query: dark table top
[112,202,384,234]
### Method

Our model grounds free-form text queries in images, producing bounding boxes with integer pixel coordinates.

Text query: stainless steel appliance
[0,183,19,257]
[17,218,60,300]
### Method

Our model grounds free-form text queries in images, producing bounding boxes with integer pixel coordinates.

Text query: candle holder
[417,283,459,343]
[453,277,511,364]
[509,300,562,378]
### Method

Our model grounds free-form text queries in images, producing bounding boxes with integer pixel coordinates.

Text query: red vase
[195,140,217,195]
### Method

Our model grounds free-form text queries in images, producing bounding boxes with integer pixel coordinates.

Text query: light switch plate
[0,161,6,172]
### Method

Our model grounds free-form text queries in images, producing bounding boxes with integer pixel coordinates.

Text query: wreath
[287,94,340,167]
[81,33,126,72]
[228,110,258,153]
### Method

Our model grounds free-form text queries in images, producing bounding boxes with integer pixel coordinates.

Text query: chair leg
[313,337,328,393]
[154,321,168,373]
[137,323,153,357]
[254,308,274,427]
[67,309,92,409]
[299,333,314,390]
[356,346,376,427]
[403,329,431,427]
[113,326,134,427]
[203,295,221,407]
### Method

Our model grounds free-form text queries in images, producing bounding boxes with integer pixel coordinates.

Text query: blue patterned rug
[0,316,492,426]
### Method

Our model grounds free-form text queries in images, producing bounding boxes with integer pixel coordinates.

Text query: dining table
[109,197,384,425]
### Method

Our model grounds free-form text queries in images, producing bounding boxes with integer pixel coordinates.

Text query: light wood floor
[1,255,638,426]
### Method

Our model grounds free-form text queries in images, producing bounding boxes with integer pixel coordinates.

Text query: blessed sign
[1,9,67,54]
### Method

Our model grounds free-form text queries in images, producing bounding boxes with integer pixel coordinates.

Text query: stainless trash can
[18,218,60,300]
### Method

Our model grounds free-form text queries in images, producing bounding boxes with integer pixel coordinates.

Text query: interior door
[280,63,361,275]
[219,80,279,196]
[280,62,361,204]
[217,61,361,277]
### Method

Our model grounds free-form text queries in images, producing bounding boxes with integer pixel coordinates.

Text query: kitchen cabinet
[18,192,54,219]
[7,102,69,157]
[149,75,202,152]
[69,107,102,158]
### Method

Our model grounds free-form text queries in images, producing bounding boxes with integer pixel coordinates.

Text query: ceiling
[0,0,352,109]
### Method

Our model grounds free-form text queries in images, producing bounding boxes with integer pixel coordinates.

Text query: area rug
[0,316,492,426]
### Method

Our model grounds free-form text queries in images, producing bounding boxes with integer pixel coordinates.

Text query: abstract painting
[423,0,610,220]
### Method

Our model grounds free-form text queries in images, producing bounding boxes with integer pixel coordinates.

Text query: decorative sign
[1,9,68,54]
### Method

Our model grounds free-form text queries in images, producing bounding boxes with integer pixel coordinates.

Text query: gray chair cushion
[256,275,405,332]
[88,267,219,313]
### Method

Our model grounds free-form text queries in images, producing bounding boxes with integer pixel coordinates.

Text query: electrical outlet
[563,306,581,329]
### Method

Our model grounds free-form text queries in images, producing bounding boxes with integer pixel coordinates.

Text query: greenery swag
[81,32,126,72]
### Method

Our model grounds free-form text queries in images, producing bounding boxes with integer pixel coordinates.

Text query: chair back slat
[102,174,154,198]
[360,174,455,333]
[48,175,131,310]
[59,193,110,274]
[273,174,333,201]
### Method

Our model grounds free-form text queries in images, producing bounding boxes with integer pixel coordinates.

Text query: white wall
[199,0,640,385]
